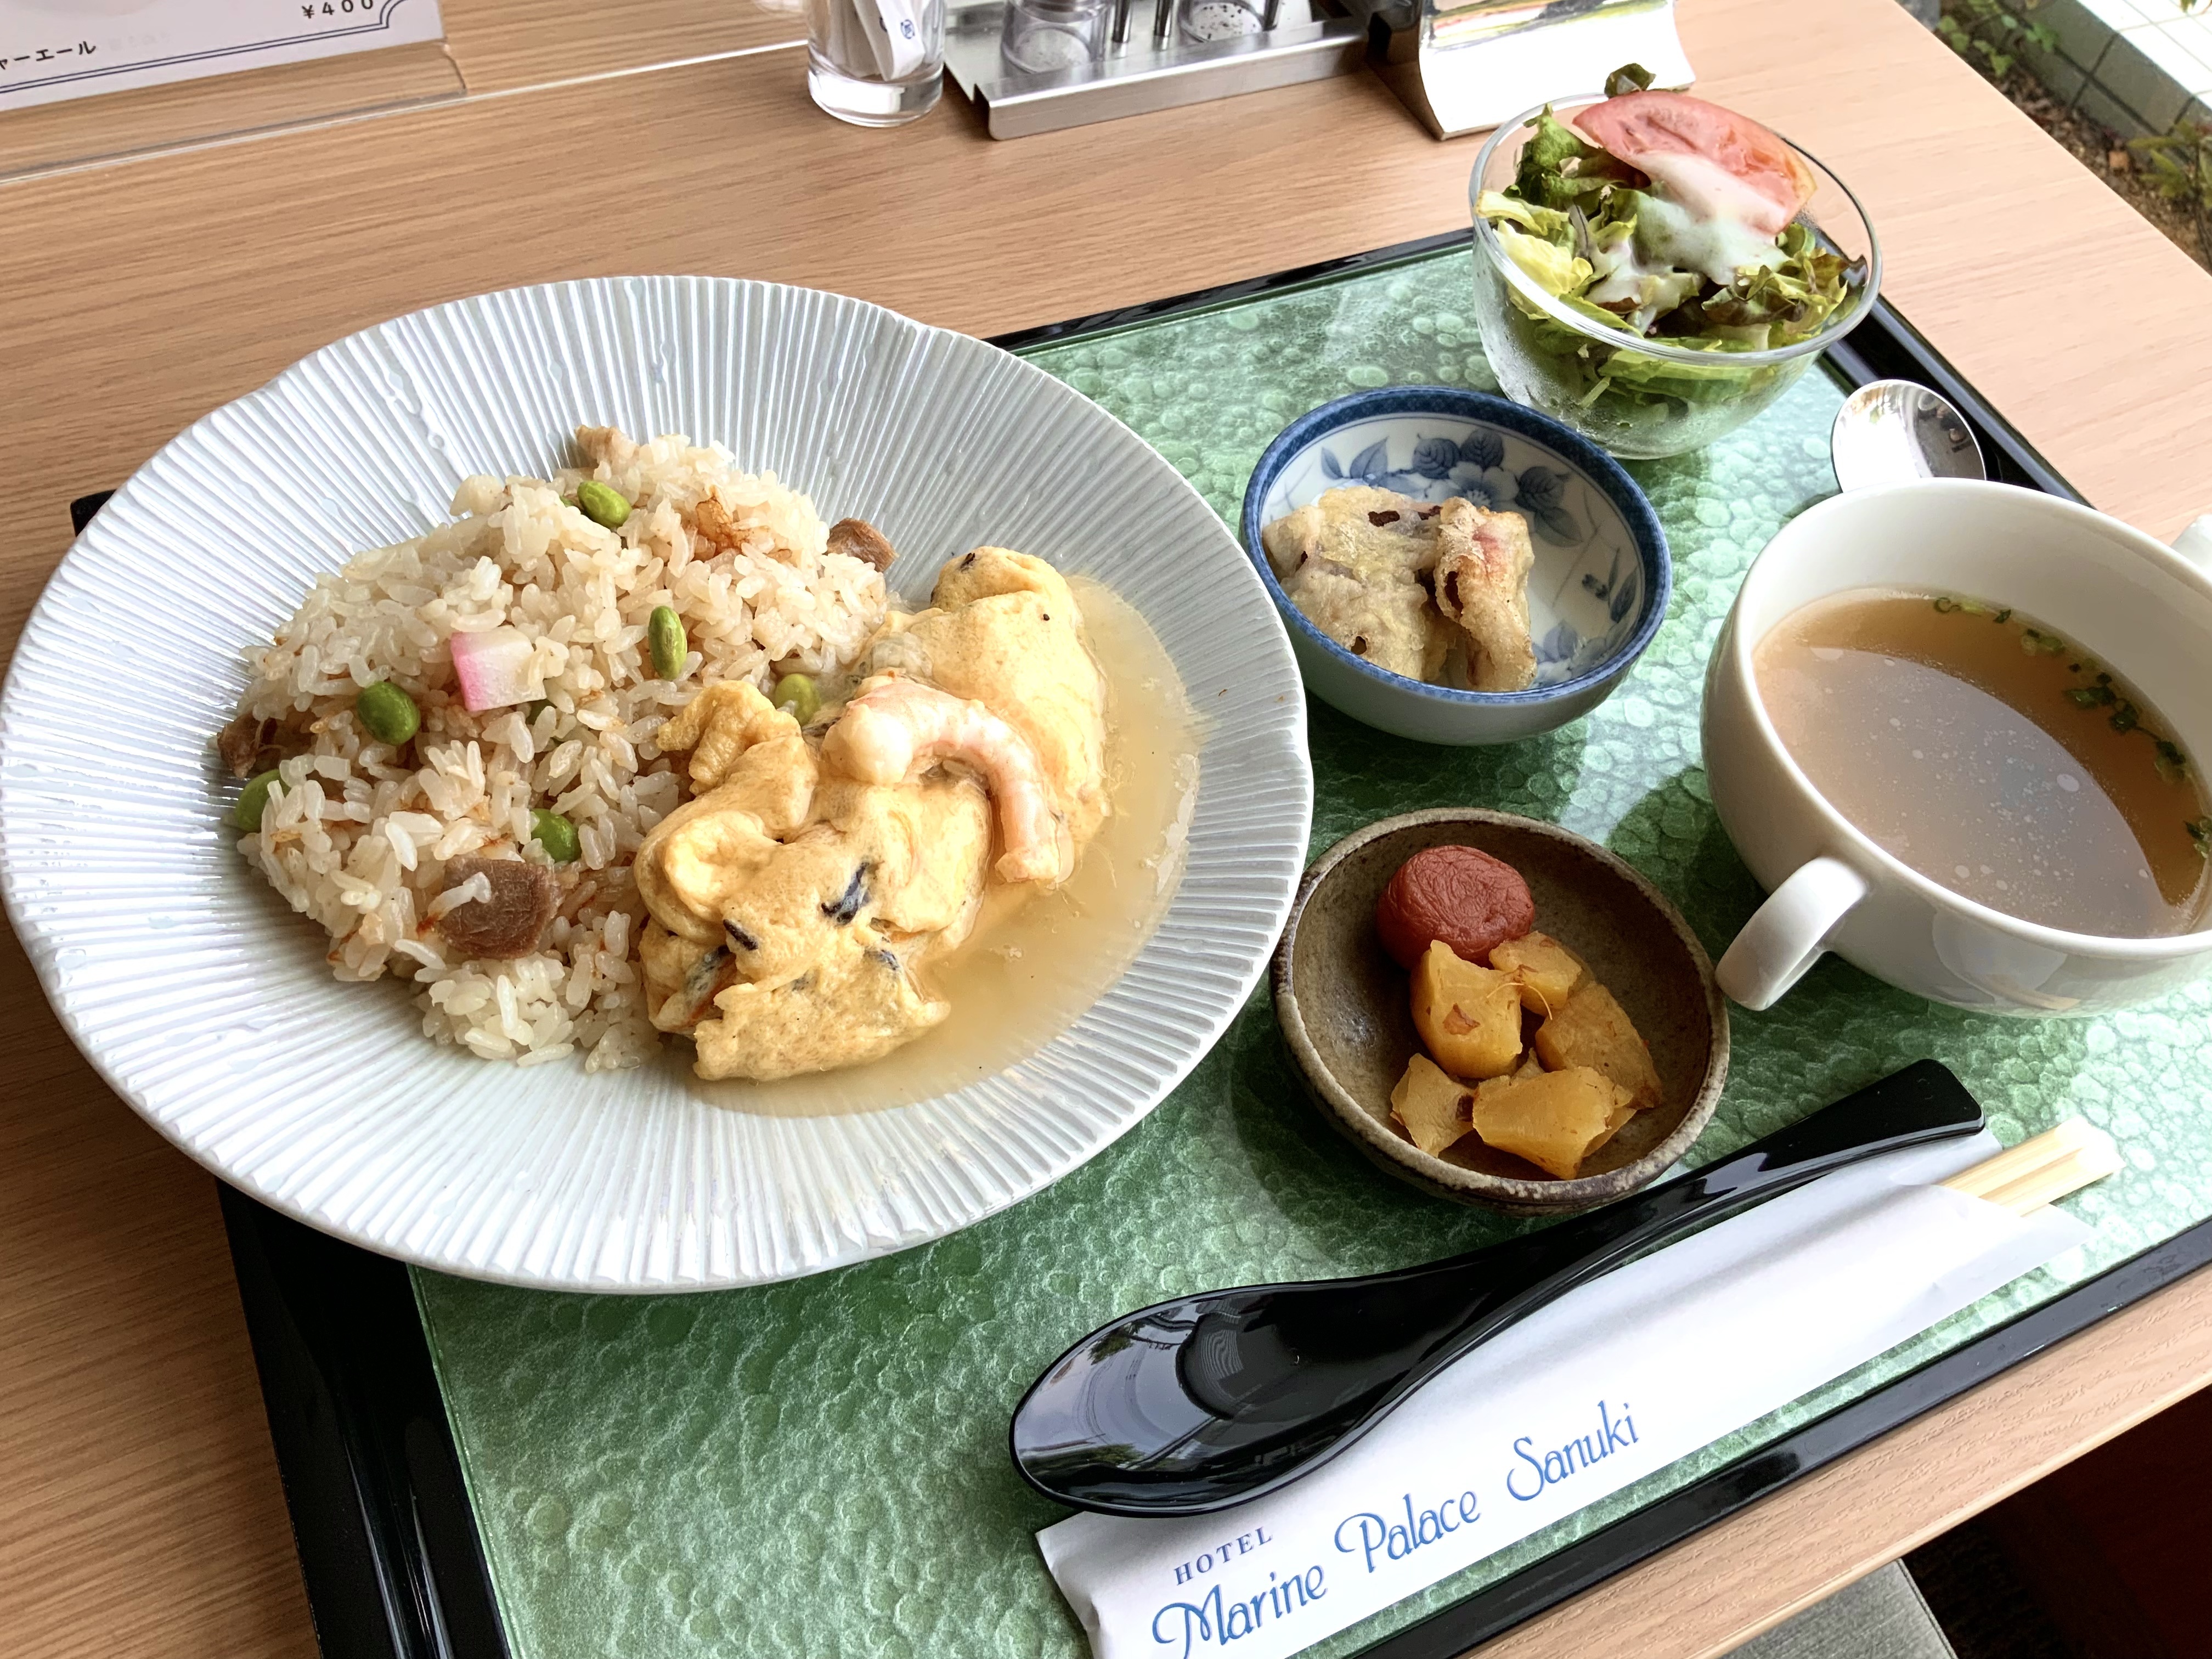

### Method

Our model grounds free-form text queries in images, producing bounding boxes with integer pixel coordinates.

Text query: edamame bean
[531,809,581,864]
[648,605,687,679]
[355,680,421,746]
[772,673,821,726]
[577,480,631,530]
[232,768,281,832]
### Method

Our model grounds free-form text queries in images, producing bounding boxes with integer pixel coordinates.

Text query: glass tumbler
[1466,94,1882,459]
[807,0,946,127]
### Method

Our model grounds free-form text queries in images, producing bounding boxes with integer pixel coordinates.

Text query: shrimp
[821,679,1068,884]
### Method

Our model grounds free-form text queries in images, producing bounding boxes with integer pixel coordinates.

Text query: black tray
[80,238,2201,1659]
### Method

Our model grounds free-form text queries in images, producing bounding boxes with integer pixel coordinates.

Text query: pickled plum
[1374,844,1534,970]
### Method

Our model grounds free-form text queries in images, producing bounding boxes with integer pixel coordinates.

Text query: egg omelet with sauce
[635,546,1109,1081]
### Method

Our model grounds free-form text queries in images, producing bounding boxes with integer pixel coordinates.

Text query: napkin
[1037,1132,2085,1659]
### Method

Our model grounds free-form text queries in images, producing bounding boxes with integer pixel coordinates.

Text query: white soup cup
[1702,480,2212,1015]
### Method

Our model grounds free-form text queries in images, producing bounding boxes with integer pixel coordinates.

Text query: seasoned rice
[230,430,889,1069]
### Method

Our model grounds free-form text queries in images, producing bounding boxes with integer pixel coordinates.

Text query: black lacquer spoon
[1011,1059,1982,1517]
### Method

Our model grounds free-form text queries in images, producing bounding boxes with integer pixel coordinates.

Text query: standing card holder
[1370,0,1692,139]
[0,3,461,183]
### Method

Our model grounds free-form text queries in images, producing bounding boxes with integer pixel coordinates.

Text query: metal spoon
[1830,379,1986,492]
[1009,1060,1983,1517]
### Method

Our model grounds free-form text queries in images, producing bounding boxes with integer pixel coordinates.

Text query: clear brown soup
[1753,588,2212,938]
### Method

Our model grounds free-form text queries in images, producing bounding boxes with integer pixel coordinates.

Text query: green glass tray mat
[413,246,2212,1659]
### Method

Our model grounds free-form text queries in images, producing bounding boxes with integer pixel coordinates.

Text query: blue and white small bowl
[1241,388,1671,746]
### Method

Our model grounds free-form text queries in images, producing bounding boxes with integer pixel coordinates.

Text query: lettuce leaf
[1510,109,1643,210]
[1599,270,1706,335]
[1476,189,1572,244]
[1493,224,1594,297]
[1678,227,1862,346]
[1513,110,1594,208]
[1603,61,1656,97]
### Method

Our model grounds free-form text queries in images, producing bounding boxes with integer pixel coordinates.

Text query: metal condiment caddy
[944,0,1691,139]
[944,0,1365,138]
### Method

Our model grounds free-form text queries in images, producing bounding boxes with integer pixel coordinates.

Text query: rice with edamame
[224,427,889,1070]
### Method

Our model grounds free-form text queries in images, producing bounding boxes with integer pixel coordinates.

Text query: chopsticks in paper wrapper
[1039,1125,2114,1659]
[1942,1118,2123,1215]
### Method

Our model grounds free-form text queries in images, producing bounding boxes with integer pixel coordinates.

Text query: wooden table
[4,2,2210,1655]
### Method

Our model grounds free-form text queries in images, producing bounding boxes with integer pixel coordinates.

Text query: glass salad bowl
[1468,94,1882,461]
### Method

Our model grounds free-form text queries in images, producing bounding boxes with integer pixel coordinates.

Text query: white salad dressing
[1632,191,1790,287]
[1584,215,1702,331]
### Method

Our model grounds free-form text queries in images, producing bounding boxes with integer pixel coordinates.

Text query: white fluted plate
[0,276,1312,1291]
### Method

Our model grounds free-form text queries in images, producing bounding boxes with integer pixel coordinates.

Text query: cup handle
[1717,857,1870,1011]
[2172,514,2212,573]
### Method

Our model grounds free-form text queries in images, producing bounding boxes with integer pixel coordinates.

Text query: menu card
[0,0,444,111]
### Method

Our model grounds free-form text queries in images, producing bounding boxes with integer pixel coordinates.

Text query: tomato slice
[1573,91,1815,237]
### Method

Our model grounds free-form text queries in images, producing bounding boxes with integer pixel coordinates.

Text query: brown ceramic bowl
[1272,809,1729,1215]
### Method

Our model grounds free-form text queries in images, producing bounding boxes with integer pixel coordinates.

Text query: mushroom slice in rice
[827,517,896,572]
[215,712,276,779]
